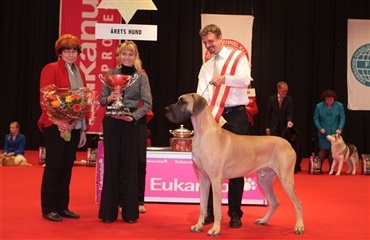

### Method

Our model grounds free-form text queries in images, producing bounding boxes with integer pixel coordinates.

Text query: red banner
[60,0,121,133]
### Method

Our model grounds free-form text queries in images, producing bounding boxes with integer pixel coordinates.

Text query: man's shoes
[203,212,214,225]
[103,219,114,224]
[229,213,242,228]
[125,219,137,224]
[43,212,63,222]
[58,210,80,219]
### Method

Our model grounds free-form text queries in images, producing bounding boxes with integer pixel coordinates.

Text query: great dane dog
[165,93,304,237]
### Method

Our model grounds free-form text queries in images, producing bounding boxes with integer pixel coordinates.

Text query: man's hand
[210,75,226,86]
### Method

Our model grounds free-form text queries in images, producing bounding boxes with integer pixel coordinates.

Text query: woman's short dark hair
[55,34,82,56]
[321,90,337,100]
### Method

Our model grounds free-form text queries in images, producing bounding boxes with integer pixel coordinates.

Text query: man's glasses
[62,49,78,55]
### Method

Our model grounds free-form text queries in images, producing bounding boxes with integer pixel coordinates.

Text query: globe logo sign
[351,43,370,87]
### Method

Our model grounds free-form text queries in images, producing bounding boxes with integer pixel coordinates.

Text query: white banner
[347,19,370,110]
[201,14,254,63]
[95,23,157,41]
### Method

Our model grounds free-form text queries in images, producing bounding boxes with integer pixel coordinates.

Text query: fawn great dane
[165,93,304,236]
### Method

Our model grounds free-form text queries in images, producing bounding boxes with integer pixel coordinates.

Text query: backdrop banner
[200,14,265,203]
[60,0,121,133]
[347,19,370,111]
[201,14,255,102]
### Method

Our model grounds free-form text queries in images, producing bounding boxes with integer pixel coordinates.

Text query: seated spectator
[2,122,31,166]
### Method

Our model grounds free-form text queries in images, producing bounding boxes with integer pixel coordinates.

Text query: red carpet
[0,151,369,239]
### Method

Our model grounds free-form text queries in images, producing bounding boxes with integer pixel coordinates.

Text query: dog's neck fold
[190,107,219,134]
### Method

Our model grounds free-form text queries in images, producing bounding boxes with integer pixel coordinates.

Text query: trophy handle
[127,73,138,88]
[98,74,107,86]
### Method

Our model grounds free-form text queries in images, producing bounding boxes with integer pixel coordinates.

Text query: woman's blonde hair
[8,122,20,140]
[10,121,20,129]
[115,40,143,71]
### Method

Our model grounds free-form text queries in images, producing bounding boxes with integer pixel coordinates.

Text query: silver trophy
[99,73,138,116]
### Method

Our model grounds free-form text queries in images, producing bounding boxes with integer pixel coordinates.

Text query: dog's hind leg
[353,159,359,174]
[353,156,359,174]
[345,161,353,174]
[278,171,304,234]
[255,168,279,225]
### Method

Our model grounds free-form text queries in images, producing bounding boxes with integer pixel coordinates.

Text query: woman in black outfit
[98,40,152,223]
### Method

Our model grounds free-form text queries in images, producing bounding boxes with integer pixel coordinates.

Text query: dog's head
[326,133,343,144]
[165,93,208,124]
[282,127,299,143]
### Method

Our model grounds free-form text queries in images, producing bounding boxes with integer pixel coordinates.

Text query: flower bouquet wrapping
[40,84,99,141]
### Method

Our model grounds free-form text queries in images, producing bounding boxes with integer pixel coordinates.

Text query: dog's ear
[192,93,208,116]
[335,132,341,139]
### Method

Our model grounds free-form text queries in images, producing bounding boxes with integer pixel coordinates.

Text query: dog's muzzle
[165,102,192,124]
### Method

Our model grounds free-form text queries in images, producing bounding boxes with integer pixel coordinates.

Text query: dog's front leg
[190,171,210,233]
[335,159,344,176]
[207,177,223,236]
[329,160,337,175]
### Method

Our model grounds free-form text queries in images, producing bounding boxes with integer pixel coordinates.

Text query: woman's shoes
[125,219,137,224]
[103,219,115,223]
[119,205,146,213]
[139,205,146,213]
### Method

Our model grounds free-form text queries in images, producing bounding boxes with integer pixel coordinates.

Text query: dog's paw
[190,224,202,233]
[207,227,220,237]
[255,219,268,225]
[294,225,304,234]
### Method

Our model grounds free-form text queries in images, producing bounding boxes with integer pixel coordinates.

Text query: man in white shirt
[196,24,252,228]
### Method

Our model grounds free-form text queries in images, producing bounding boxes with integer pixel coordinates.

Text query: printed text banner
[96,23,157,41]
[60,0,121,133]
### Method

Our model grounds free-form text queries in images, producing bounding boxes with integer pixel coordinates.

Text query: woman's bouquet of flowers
[40,84,99,141]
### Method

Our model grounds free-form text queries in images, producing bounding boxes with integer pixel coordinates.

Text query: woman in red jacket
[38,34,87,222]
[245,96,258,129]
[245,86,258,134]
